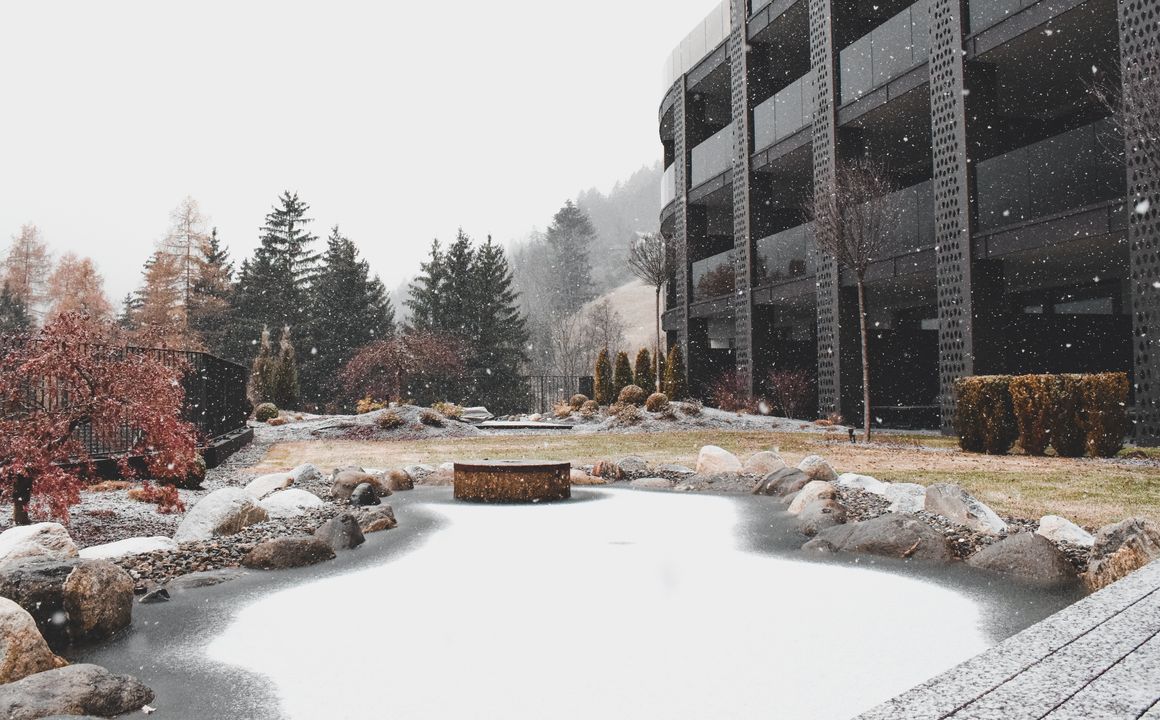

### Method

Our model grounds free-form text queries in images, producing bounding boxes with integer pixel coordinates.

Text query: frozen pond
[202,488,1025,720]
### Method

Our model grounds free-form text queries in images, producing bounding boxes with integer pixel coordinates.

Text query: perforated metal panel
[1121,0,1160,444]
[673,77,692,368]
[729,0,754,396]
[809,0,841,416]
[928,0,974,434]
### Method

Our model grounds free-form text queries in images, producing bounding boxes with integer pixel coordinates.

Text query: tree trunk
[12,475,32,526]
[655,287,662,392]
[857,277,871,443]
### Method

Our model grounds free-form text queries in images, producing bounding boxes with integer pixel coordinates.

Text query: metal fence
[521,375,594,415]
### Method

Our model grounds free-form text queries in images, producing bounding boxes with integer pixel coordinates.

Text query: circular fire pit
[453,460,571,503]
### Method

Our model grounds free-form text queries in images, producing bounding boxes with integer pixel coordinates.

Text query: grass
[248,429,1160,529]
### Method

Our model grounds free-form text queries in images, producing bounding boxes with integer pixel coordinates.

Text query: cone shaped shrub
[613,351,633,397]
[634,348,655,393]
[594,348,613,405]
[663,345,688,400]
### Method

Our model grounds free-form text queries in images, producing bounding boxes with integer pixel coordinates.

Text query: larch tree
[46,253,113,321]
[133,250,185,346]
[3,223,52,322]
[159,197,211,319]
[544,200,597,317]
[627,232,672,390]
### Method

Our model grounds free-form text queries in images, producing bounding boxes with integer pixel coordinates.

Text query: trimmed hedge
[1083,372,1130,458]
[955,375,1016,454]
[1051,374,1087,458]
[1009,375,1056,456]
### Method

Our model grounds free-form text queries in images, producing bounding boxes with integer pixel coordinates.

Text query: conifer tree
[468,236,529,412]
[188,228,235,358]
[440,230,477,335]
[613,351,633,396]
[664,345,689,400]
[406,240,446,332]
[0,282,31,333]
[594,347,613,405]
[272,326,300,409]
[117,294,139,331]
[634,348,654,392]
[134,251,184,345]
[249,326,275,404]
[544,200,597,317]
[3,224,51,322]
[45,253,112,321]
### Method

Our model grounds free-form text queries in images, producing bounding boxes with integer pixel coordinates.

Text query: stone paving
[857,561,1160,719]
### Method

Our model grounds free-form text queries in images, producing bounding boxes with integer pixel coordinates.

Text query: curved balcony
[840,0,930,104]
[690,125,735,189]
[753,70,817,152]
[662,163,677,207]
[661,2,730,93]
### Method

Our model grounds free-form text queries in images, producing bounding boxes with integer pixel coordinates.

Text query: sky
[0,0,717,304]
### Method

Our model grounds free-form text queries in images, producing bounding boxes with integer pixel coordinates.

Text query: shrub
[1009,375,1056,456]
[376,410,405,430]
[356,397,386,414]
[1082,372,1129,458]
[254,402,279,422]
[681,399,703,416]
[569,394,589,410]
[432,401,464,420]
[419,410,444,427]
[610,402,643,426]
[339,331,468,409]
[553,401,574,419]
[580,400,600,418]
[1051,374,1087,458]
[618,384,647,406]
[709,370,752,413]
[954,376,1016,454]
[613,351,633,396]
[663,345,688,400]
[766,369,814,420]
[267,416,288,426]
[645,392,670,412]
[594,348,613,405]
[127,482,185,514]
[157,454,206,490]
[634,348,655,392]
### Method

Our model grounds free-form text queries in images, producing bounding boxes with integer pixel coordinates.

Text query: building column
[729,0,755,396]
[928,0,975,434]
[808,0,842,417]
[673,77,692,373]
[1120,0,1160,445]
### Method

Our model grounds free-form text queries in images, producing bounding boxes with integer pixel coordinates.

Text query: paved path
[857,561,1160,719]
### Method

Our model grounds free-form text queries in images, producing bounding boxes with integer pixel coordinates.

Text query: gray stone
[836,472,889,495]
[174,487,269,543]
[289,462,323,485]
[357,506,398,533]
[796,499,848,537]
[0,597,65,683]
[242,471,293,499]
[314,513,365,550]
[884,483,926,514]
[743,451,787,475]
[242,536,335,570]
[1037,515,1095,548]
[259,488,324,519]
[752,467,810,497]
[0,664,153,720]
[788,480,837,514]
[1084,517,1160,592]
[330,471,390,502]
[696,445,742,474]
[349,483,381,507]
[803,515,954,562]
[616,456,650,477]
[924,483,1008,535]
[0,558,133,649]
[798,455,838,483]
[0,523,77,570]
[967,532,1078,586]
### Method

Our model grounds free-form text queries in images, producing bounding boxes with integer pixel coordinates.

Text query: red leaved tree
[339,331,468,408]
[0,313,201,525]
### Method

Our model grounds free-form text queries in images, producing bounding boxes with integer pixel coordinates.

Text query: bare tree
[159,196,210,332]
[583,298,626,364]
[811,157,894,442]
[627,232,671,391]
[549,311,588,377]
[1090,69,1160,154]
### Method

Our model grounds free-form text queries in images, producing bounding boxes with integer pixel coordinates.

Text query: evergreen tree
[440,230,477,335]
[406,240,446,332]
[249,326,276,404]
[664,345,689,400]
[272,326,300,409]
[613,351,633,397]
[116,293,139,331]
[594,347,613,405]
[188,228,235,358]
[634,348,655,392]
[0,282,31,333]
[468,236,529,412]
[544,200,597,317]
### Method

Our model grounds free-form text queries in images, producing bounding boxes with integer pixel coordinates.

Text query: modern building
[658,0,1160,440]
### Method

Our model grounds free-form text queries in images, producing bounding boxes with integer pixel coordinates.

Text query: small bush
[157,454,206,490]
[553,401,574,419]
[1010,374,1056,456]
[611,402,643,426]
[356,397,386,414]
[569,394,589,410]
[255,402,279,422]
[1082,372,1129,458]
[766,369,814,420]
[267,416,288,426]
[580,400,600,418]
[618,384,648,406]
[432,401,463,420]
[658,405,679,421]
[127,482,185,514]
[681,399,703,416]
[419,409,444,427]
[954,375,1016,454]
[645,392,670,412]
[709,370,752,413]
[377,410,405,430]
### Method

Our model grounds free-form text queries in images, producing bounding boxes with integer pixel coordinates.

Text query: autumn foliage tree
[338,331,468,409]
[0,314,201,525]
[46,253,113,321]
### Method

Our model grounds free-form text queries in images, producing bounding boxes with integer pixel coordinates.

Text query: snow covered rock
[696,445,742,474]
[743,451,786,475]
[403,464,435,481]
[330,471,390,502]
[288,463,323,485]
[616,456,650,478]
[0,664,154,720]
[884,483,927,514]
[0,523,78,570]
[796,500,847,537]
[79,537,177,560]
[924,484,1007,535]
[788,481,838,515]
[244,472,293,499]
[357,506,398,533]
[174,488,269,543]
[0,597,66,683]
[259,489,324,519]
[837,473,889,496]
[797,455,838,483]
[1037,515,1095,548]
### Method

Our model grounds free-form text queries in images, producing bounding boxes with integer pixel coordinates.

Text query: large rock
[349,483,381,507]
[924,483,1008,535]
[803,515,954,562]
[788,480,838,515]
[331,471,390,502]
[752,467,810,497]
[384,469,414,491]
[403,464,435,482]
[967,533,1077,586]
[0,664,154,720]
[570,468,603,485]
[1037,515,1095,548]
[0,559,133,648]
[0,597,66,683]
[885,483,927,514]
[798,455,838,483]
[78,536,177,561]
[259,489,324,519]
[315,514,365,550]
[591,460,623,480]
[243,472,293,499]
[836,473,889,496]
[357,506,398,533]
[242,536,335,570]
[796,499,848,537]
[289,463,323,485]
[1084,517,1160,591]
[743,451,787,476]
[696,445,742,475]
[616,456,650,477]
[174,487,269,543]
[0,523,77,570]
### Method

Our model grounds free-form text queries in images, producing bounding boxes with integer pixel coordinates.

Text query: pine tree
[468,236,529,412]
[664,345,689,400]
[272,326,300,409]
[159,197,210,318]
[613,351,633,397]
[117,293,139,331]
[249,326,276,404]
[634,348,655,392]
[0,282,31,333]
[188,228,235,358]
[406,240,446,332]
[594,347,613,405]
[544,200,597,317]
[440,230,477,336]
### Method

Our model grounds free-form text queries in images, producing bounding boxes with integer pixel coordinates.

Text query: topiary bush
[613,352,633,397]
[255,402,279,422]
[954,375,1016,454]
[663,345,688,400]
[569,394,589,410]
[594,348,613,405]
[580,399,600,417]
[633,348,655,393]
[1051,374,1087,457]
[1082,372,1129,458]
[618,384,647,406]
[645,392,670,412]
[610,402,643,426]
[1009,374,1056,456]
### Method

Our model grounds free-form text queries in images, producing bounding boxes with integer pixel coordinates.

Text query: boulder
[424,463,456,486]
[0,523,78,570]
[384,468,414,491]
[0,664,154,720]
[752,467,810,497]
[696,446,742,475]
[78,536,177,561]
[885,483,927,514]
[967,533,1077,586]
[798,455,838,483]
[349,483,381,507]
[0,559,133,648]
[243,472,293,499]
[315,514,365,550]
[788,480,838,515]
[0,597,66,683]
[630,477,673,490]
[616,456,650,478]
[174,487,269,543]
[570,469,603,485]
[796,499,848,537]
[330,471,390,502]
[591,460,623,480]
[803,515,954,562]
[289,463,323,485]
[403,464,435,482]
[743,451,787,475]
[924,483,1007,535]
[358,506,398,533]
[1037,515,1095,548]
[259,489,324,519]
[242,536,335,570]
[836,473,889,496]
[1084,517,1160,592]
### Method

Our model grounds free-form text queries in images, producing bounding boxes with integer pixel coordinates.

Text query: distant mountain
[576,162,662,293]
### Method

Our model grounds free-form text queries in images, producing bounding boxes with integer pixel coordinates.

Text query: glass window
[691,250,736,302]
[755,224,816,286]
[1055,297,1114,315]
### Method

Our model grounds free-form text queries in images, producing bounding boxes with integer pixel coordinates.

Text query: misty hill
[576,162,663,293]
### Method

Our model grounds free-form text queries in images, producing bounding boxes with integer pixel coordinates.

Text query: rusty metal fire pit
[453,460,571,503]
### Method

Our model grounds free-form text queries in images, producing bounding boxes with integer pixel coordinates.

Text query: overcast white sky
[0,0,716,303]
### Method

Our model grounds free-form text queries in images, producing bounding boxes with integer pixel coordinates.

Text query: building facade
[659,0,1160,440]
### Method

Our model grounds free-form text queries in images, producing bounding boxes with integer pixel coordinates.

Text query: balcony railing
[840,0,930,103]
[691,249,736,303]
[755,224,816,286]
[690,124,735,188]
[753,70,816,152]
[968,0,1026,33]
[975,118,1124,231]
[662,163,677,206]
[662,2,730,91]
[751,0,774,13]
[878,179,935,256]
